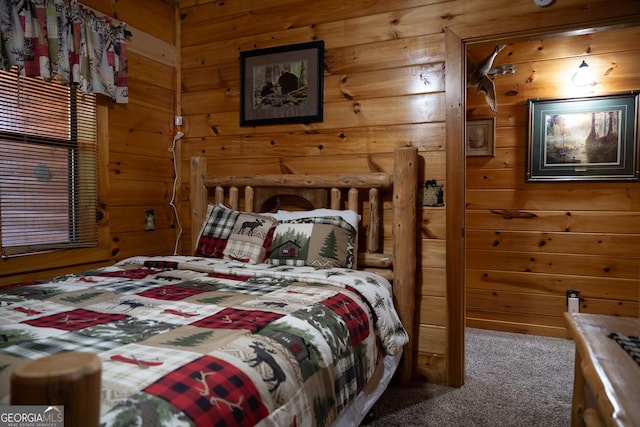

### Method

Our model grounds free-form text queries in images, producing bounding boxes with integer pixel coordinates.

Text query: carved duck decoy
[467,44,515,113]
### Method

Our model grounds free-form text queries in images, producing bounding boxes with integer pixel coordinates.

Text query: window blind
[0,68,98,257]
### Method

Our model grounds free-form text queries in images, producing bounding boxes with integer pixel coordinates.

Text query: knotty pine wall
[0,0,177,283]
[465,27,640,337]
[175,0,640,387]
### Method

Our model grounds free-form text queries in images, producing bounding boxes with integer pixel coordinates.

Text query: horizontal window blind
[0,68,98,257]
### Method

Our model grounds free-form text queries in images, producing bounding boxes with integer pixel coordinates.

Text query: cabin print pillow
[267,216,356,268]
[195,204,277,263]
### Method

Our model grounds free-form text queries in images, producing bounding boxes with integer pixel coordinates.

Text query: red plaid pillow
[195,205,277,264]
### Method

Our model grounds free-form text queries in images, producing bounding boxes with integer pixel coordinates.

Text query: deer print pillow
[195,204,277,263]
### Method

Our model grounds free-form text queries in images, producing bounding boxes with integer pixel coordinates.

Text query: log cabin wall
[176,0,640,386]
[465,27,640,337]
[0,0,177,282]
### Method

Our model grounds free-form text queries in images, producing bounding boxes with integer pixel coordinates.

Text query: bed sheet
[0,256,407,427]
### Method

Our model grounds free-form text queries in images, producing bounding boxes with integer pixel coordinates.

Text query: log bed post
[190,157,207,254]
[393,146,418,385]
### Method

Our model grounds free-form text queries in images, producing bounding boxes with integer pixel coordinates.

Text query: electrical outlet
[568,297,580,313]
[175,116,183,126]
[566,289,580,313]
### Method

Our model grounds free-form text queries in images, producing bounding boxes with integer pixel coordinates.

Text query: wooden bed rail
[189,147,418,384]
[202,173,393,188]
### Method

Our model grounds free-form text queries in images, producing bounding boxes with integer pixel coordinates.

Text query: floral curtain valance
[0,0,128,103]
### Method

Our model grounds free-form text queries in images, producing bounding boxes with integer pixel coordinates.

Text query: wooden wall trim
[444,27,466,388]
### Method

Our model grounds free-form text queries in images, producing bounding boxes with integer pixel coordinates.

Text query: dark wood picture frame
[526,92,639,182]
[240,41,324,126]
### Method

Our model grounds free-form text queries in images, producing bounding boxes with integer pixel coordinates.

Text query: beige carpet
[362,328,575,426]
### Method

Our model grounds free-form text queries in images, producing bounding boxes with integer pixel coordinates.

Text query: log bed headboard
[188,146,418,384]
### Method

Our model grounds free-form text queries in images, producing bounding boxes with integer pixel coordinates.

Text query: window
[0,68,98,257]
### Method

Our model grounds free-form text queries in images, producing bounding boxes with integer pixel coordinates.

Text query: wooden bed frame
[189,146,418,385]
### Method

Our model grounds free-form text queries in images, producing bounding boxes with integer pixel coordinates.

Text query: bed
[0,147,418,427]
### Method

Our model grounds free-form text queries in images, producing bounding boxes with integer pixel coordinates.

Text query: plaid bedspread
[0,256,408,427]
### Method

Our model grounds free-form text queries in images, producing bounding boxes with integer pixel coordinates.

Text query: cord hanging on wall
[169,129,184,254]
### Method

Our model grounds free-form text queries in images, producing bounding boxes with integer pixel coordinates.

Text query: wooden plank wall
[465,27,640,337]
[176,0,640,386]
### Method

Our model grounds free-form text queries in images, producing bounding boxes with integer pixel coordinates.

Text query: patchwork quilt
[0,256,408,427]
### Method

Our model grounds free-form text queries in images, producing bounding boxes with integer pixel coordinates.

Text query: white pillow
[267,208,360,231]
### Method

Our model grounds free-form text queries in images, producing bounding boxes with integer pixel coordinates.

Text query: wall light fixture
[572,60,597,87]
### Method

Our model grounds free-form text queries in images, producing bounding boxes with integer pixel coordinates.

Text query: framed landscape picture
[526,92,639,182]
[240,41,324,126]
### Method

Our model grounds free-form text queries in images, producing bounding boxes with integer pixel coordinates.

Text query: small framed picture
[240,41,324,126]
[466,118,495,157]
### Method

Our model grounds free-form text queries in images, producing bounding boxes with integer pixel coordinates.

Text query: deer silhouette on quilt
[239,218,265,236]
[245,341,286,392]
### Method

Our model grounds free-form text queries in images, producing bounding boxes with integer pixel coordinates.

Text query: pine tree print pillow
[266,216,356,268]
